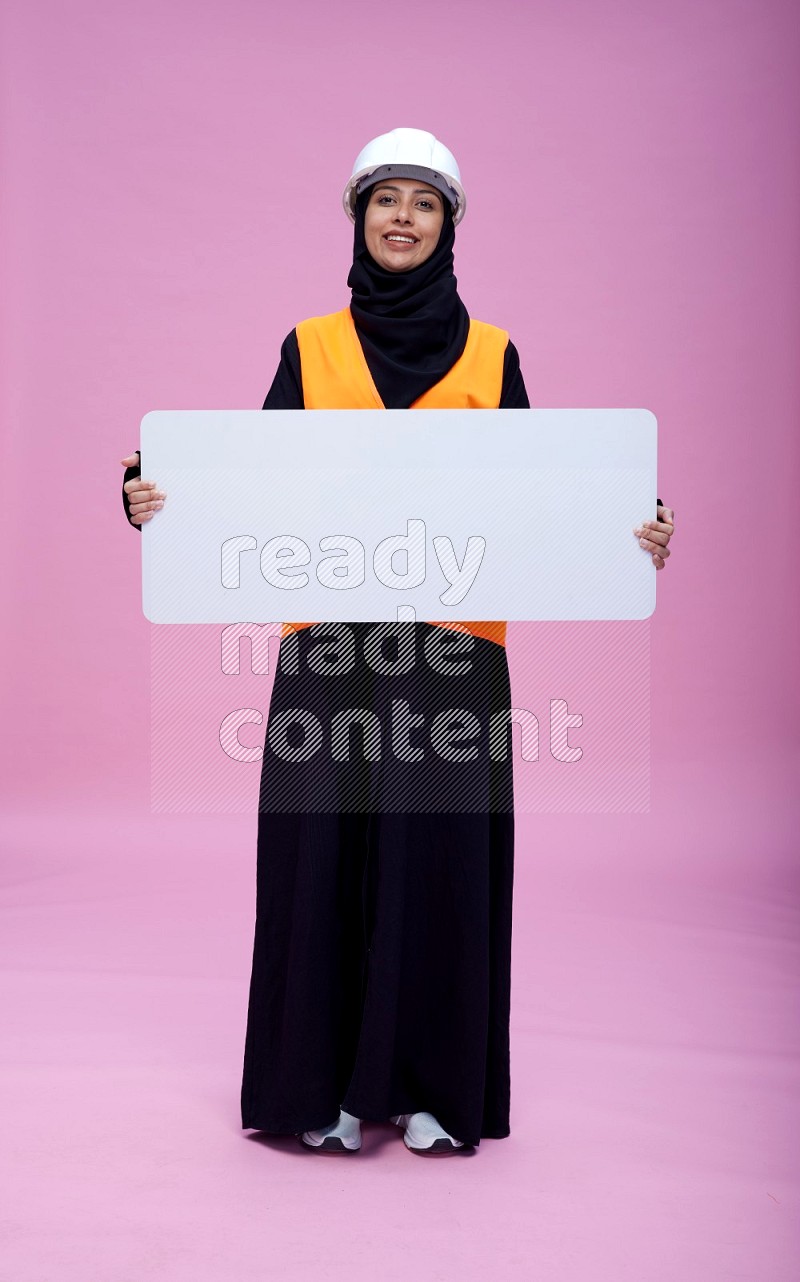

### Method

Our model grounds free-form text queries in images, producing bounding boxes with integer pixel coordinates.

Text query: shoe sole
[299,1134,361,1153]
[404,1137,469,1156]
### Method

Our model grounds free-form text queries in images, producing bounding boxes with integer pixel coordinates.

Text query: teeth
[386,236,415,243]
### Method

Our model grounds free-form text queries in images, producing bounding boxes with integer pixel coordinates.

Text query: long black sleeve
[499,340,530,408]
[262,330,304,410]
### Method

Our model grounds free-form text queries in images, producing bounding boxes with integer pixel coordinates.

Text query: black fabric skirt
[240,622,514,1148]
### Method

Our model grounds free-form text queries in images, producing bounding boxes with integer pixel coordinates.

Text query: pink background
[2,0,799,1278]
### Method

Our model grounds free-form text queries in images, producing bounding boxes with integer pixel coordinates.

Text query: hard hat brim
[343,165,467,226]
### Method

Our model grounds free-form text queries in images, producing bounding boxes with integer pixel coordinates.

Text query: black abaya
[240,623,514,1147]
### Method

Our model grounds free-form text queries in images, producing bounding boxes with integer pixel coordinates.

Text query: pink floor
[2,750,797,1281]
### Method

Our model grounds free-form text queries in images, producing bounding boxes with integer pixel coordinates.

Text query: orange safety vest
[281,306,509,648]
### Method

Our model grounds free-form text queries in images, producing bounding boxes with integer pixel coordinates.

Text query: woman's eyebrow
[374,184,440,198]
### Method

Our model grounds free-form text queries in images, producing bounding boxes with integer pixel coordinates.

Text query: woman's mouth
[384,234,418,246]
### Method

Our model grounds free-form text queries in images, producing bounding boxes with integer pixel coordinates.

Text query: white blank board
[140,409,657,623]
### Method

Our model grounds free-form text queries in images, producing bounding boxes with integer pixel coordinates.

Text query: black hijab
[347,188,471,409]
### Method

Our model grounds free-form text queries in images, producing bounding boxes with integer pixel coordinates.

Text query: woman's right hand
[120,452,167,524]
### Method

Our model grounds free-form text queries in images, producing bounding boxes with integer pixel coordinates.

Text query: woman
[121,128,675,1156]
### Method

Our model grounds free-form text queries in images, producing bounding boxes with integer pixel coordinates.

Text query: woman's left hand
[633,505,675,570]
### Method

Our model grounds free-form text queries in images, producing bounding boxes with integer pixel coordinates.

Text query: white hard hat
[343,127,466,226]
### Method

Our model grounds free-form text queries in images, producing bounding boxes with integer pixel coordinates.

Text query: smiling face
[363,178,446,272]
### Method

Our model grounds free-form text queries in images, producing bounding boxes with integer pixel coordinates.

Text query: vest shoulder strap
[296,309,379,408]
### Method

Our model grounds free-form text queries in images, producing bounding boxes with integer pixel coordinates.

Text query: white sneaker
[301,1108,362,1153]
[390,1111,465,1154]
